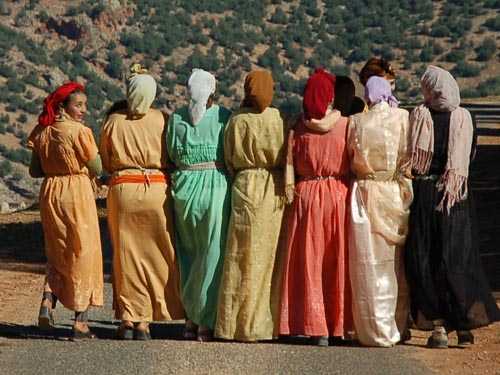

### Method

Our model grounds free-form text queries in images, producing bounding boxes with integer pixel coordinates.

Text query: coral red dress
[279,116,352,337]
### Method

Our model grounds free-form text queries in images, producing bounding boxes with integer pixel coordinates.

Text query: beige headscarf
[127,63,157,117]
[406,65,473,213]
[188,69,216,125]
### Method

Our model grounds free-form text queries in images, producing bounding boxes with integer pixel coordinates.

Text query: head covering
[187,68,216,125]
[38,82,85,127]
[242,70,274,112]
[359,57,395,86]
[364,76,399,108]
[126,63,157,117]
[333,76,355,116]
[421,65,460,112]
[350,96,368,115]
[405,65,473,213]
[303,68,336,120]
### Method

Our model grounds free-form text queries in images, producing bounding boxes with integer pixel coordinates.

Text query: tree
[270,8,287,24]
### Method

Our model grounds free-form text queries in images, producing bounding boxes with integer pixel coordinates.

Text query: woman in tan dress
[215,70,286,342]
[29,82,104,340]
[100,64,183,340]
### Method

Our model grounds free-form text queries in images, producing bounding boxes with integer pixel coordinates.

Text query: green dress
[167,104,231,329]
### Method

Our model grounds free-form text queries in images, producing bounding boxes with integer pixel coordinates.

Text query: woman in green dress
[167,68,232,341]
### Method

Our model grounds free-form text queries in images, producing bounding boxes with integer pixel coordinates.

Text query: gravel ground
[0,283,433,375]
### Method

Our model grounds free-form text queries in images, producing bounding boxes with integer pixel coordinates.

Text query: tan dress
[215,107,286,341]
[29,118,103,312]
[100,108,184,322]
[347,101,412,347]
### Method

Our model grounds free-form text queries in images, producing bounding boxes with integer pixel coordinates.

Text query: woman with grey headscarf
[405,65,500,349]
[167,68,232,342]
[100,64,184,340]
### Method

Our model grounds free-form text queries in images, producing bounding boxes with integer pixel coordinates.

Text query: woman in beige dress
[348,76,412,347]
[29,82,104,340]
[215,70,286,342]
[100,64,184,340]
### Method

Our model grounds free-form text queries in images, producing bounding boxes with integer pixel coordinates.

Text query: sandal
[115,325,134,340]
[457,330,474,347]
[426,328,448,349]
[71,327,96,341]
[38,305,55,330]
[183,320,198,340]
[134,328,152,341]
[311,336,329,347]
[197,327,213,342]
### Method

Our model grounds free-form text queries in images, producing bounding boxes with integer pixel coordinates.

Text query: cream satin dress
[348,101,413,347]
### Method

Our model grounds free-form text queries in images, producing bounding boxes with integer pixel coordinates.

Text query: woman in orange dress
[29,82,104,339]
[279,69,352,346]
[100,65,184,340]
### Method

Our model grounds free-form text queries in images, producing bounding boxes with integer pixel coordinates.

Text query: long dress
[279,116,352,338]
[28,118,103,312]
[405,109,500,331]
[215,106,286,341]
[167,105,231,329]
[100,108,184,322]
[348,101,412,347]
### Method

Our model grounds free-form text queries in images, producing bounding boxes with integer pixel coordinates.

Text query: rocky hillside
[0,0,499,211]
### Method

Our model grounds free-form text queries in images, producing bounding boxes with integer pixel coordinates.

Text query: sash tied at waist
[110,168,167,186]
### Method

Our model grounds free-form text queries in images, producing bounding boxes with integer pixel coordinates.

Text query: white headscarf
[188,69,216,125]
[127,64,157,117]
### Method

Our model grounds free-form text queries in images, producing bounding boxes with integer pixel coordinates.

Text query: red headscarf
[303,69,336,120]
[38,82,85,127]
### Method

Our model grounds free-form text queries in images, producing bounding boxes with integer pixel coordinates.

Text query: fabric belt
[110,168,167,186]
[300,174,346,181]
[415,174,439,181]
[178,161,225,171]
[358,171,398,182]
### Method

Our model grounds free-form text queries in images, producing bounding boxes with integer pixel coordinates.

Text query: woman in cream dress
[348,76,412,347]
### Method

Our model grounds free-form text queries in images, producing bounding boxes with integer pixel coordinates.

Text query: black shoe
[38,306,55,330]
[399,329,412,343]
[311,336,329,347]
[426,330,448,349]
[134,328,152,341]
[115,325,134,340]
[457,330,474,347]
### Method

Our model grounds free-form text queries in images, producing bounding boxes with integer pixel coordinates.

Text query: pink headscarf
[364,76,399,108]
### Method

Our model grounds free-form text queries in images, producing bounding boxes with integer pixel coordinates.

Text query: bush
[7,79,25,93]
[105,51,123,79]
[445,49,466,63]
[270,8,287,24]
[476,38,496,61]
[17,114,27,123]
[452,61,481,77]
[0,160,13,177]
[484,15,500,31]
[430,25,450,37]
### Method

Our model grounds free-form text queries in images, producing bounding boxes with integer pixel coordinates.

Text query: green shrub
[0,160,13,177]
[476,38,497,61]
[484,15,500,31]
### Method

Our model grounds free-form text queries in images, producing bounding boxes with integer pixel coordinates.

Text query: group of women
[29,57,499,347]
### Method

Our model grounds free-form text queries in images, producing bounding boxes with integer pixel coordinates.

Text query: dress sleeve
[99,118,113,173]
[26,125,43,150]
[166,113,177,166]
[223,115,236,176]
[74,126,98,165]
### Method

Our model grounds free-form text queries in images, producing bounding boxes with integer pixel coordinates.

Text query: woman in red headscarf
[279,69,352,346]
[28,82,104,339]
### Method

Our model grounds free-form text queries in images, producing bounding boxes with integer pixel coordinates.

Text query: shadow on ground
[0,321,186,341]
